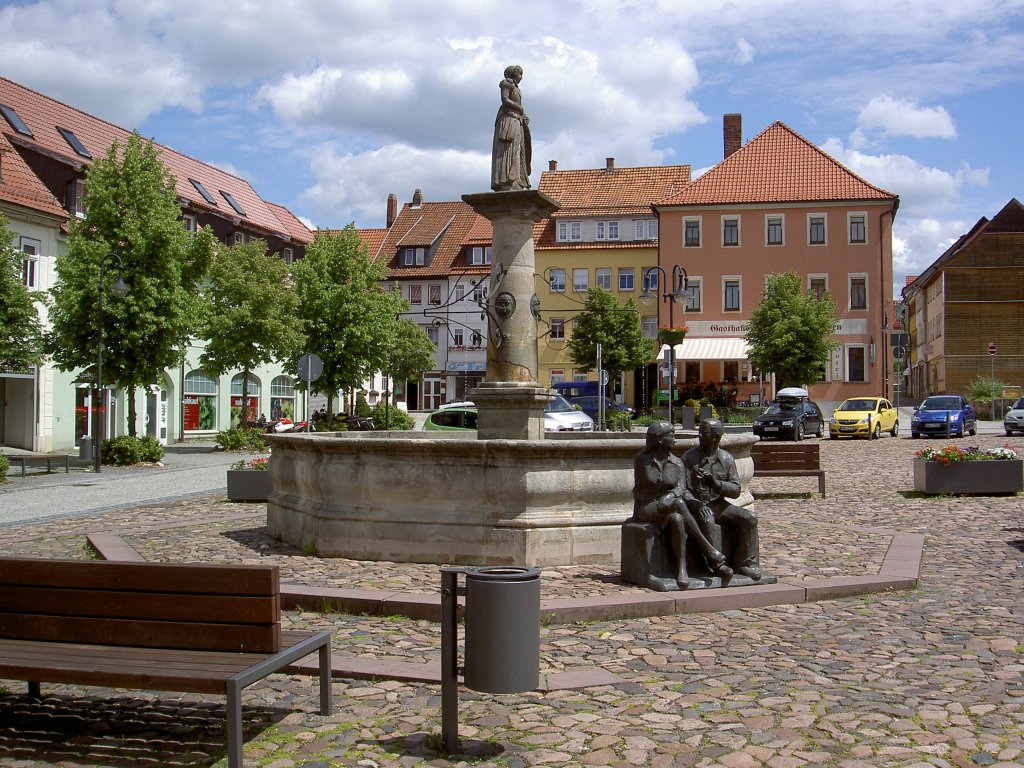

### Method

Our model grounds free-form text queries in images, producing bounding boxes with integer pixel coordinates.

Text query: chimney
[411,188,423,208]
[386,193,397,227]
[605,157,615,170]
[548,159,557,171]
[724,114,742,158]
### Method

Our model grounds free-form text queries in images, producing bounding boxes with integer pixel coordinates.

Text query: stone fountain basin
[265,431,756,567]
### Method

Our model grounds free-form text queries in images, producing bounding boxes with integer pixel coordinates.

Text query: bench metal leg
[818,474,826,497]
[319,642,333,715]
[226,680,243,768]
[27,681,40,698]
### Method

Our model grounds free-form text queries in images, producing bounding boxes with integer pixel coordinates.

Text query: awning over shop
[658,337,749,361]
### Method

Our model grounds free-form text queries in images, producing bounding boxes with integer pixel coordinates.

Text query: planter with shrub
[913,444,1022,495]
[226,456,272,501]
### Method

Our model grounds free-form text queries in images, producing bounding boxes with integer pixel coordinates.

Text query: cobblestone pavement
[0,432,1021,767]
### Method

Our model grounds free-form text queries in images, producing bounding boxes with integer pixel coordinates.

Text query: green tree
[746,271,838,389]
[47,132,213,435]
[291,226,407,416]
[381,318,435,392]
[567,287,656,389]
[0,214,45,371]
[198,240,303,423]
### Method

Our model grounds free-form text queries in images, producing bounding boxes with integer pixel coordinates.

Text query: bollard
[464,566,540,694]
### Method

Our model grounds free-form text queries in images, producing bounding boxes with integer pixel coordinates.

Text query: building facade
[901,198,1024,401]
[655,116,899,407]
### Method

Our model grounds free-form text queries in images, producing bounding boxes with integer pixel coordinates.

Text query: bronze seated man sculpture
[621,419,776,591]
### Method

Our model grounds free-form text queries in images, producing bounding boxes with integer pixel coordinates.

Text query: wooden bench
[5,453,69,476]
[750,441,826,497]
[0,557,332,768]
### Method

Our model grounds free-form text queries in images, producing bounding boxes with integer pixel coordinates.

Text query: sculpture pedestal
[470,381,552,441]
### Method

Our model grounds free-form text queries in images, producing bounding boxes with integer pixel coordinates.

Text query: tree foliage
[198,239,303,413]
[566,288,656,386]
[47,132,213,434]
[382,318,435,386]
[745,272,838,389]
[0,214,45,371]
[291,226,407,415]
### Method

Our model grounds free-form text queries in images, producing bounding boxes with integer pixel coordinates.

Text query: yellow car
[828,397,899,439]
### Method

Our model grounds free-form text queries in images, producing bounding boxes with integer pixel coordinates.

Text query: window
[557,220,582,242]
[183,371,217,431]
[466,246,492,265]
[182,214,197,236]
[472,282,486,304]
[596,268,611,290]
[220,190,246,216]
[550,318,565,340]
[635,219,658,240]
[809,274,828,301]
[270,375,295,420]
[618,268,634,291]
[429,284,442,305]
[189,178,217,205]
[402,247,426,266]
[230,232,247,245]
[808,214,826,245]
[849,274,867,310]
[281,247,294,265]
[596,220,619,240]
[722,217,739,247]
[683,277,702,312]
[642,315,658,339]
[849,213,867,244]
[550,369,565,384]
[66,178,86,217]
[470,329,483,347]
[549,269,566,292]
[452,328,464,347]
[426,325,439,345]
[409,285,422,305]
[684,218,701,247]
[56,127,91,159]
[0,103,32,137]
[847,345,866,382]
[766,215,783,246]
[18,237,40,289]
[573,268,588,292]
[723,277,741,312]
[573,370,589,382]
[641,268,658,292]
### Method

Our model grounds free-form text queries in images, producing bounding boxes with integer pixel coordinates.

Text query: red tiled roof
[379,201,492,279]
[0,133,67,220]
[656,121,897,207]
[0,77,303,237]
[265,202,313,244]
[355,227,389,260]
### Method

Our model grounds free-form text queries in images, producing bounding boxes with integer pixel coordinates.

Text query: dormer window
[189,178,217,205]
[402,247,426,266]
[57,127,91,159]
[595,220,619,240]
[220,190,246,216]
[65,178,87,218]
[556,220,582,242]
[466,246,492,265]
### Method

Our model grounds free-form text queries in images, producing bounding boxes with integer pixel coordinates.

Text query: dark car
[752,388,824,441]
[568,395,636,422]
[911,394,977,438]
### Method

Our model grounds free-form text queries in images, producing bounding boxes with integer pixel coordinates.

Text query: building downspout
[878,206,895,400]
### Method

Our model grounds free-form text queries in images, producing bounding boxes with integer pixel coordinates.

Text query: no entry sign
[988,342,997,356]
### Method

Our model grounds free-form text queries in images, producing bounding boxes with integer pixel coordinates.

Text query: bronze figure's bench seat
[5,452,69,476]
[750,441,826,497]
[0,557,332,768]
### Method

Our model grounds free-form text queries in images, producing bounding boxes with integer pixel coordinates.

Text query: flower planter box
[913,459,1023,495]
[226,469,272,501]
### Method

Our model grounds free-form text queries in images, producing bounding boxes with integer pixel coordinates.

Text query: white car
[1005,396,1024,436]
[435,395,595,432]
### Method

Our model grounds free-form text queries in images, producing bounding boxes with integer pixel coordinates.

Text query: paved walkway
[0,430,1021,767]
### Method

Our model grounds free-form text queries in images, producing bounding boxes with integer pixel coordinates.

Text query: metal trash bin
[79,437,92,461]
[463,565,540,694]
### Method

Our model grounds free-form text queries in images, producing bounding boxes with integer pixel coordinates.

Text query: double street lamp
[95,253,129,473]
[639,265,689,425]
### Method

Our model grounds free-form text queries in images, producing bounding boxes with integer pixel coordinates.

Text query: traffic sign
[894,345,906,360]
[988,342,997,356]
[298,353,324,381]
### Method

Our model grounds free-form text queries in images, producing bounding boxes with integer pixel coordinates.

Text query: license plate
[840,427,855,433]
[924,423,943,429]
[763,426,778,431]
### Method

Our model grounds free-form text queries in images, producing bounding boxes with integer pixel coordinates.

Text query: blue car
[910,395,977,438]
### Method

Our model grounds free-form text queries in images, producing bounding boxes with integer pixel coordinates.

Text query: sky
[2,0,1022,299]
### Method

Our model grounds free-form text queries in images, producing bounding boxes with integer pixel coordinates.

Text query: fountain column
[462,190,559,440]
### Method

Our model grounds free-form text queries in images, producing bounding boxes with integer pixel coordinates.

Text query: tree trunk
[241,368,250,426]
[127,384,137,437]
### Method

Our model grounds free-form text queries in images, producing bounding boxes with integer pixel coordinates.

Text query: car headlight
[781,419,794,426]
[950,412,961,421]
[912,415,920,423]
[859,416,870,424]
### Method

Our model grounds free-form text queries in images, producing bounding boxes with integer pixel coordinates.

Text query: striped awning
[658,337,749,361]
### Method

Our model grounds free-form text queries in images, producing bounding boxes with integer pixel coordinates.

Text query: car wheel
[1008,430,1015,437]
[891,421,899,437]
[871,422,881,440]
[794,423,803,441]
[969,425,977,436]
[815,421,824,438]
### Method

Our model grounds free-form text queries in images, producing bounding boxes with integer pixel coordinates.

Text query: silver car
[1004,396,1024,436]
[544,394,595,432]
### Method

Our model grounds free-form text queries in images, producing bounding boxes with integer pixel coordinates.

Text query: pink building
[654,116,899,405]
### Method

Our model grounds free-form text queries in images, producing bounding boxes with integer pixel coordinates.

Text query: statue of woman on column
[491,65,532,192]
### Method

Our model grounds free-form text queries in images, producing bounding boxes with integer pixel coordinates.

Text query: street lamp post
[95,253,129,473]
[640,265,688,426]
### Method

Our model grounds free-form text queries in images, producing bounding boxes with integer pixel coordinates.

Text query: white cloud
[734,38,755,65]
[851,95,956,149]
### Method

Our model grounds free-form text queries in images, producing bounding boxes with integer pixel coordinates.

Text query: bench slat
[0,558,279,596]
[0,586,279,625]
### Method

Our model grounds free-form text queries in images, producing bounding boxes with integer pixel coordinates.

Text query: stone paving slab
[0,432,1021,767]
